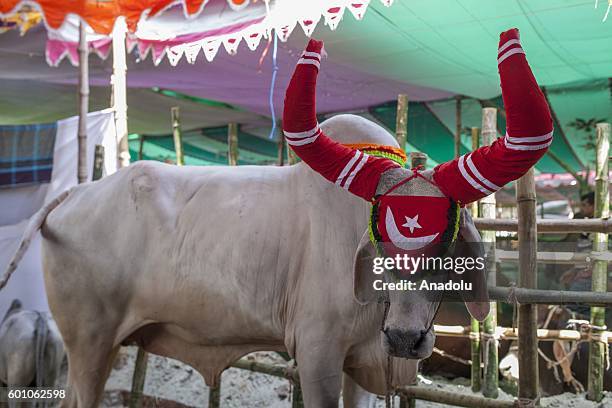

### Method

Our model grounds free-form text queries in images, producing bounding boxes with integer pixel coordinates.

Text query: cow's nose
[383,327,433,359]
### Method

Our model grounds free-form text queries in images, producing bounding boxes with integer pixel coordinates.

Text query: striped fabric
[0,123,56,187]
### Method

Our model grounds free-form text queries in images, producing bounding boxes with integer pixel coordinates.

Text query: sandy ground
[95,346,612,407]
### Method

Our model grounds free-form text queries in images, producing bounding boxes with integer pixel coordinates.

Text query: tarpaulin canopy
[0,0,250,34]
[0,0,610,174]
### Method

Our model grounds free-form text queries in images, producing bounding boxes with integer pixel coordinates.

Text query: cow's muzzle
[382,327,435,359]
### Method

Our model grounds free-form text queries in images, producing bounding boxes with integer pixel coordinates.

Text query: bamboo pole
[587,122,610,402]
[455,96,462,159]
[138,135,145,161]
[409,152,427,169]
[92,145,104,181]
[208,380,221,408]
[277,132,285,166]
[489,286,612,306]
[129,348,149,408]
[112,17,130,168]
[395,94,408,150]
[472,218,612,233]
[399,386,515,408]
[492,249,611,264]
[232,359,299,382]
[480,108,498,399]
[77,21,88,184]
[228,123,239,166]
[286,141,299,165]
[434,324,612,343]
[171,107,184,166]
[516,167,539,403]
[470,126,481,393]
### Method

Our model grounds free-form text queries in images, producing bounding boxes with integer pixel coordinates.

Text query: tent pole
[171,107,184,166]
[395,94,408,151]
[277,124,285,166]
[77,21,89,184]
[516,167,539,403]
[480,108,498,399]
[455,96,462,159]
[112,17,130,168]
[470,126,482,393]
[228,123,239,166]
[587,122,610,402]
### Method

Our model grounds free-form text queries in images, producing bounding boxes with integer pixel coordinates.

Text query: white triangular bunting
[243,27,264,50]
[348,1,370,20]
[184,43,202,64]
[275,20,297,42]
[203,39,221,62]
[380,0,394,6]
[298,14,321,37]
[323,6,345,30]
[167,46,184,66]
[222,36,242,55]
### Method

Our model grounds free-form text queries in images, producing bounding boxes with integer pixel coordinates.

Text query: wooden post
[208,380,221,408]
[138,135,145,161]
[286,140,299,165]
[587,122,610,402]
[470,126,482,393]
[516,167,539,404]
[129,348,149,408]
[470,128,481,218]
[92,145,104,181]
[395,94,408,150]
[228,123,239,166]
[455,96,462,159]
[409,152,427,169]
[171,107,184,166]
[480,109,498,399]
[77,21,89,184]
[277,135,285,166]
[112,17,130,168]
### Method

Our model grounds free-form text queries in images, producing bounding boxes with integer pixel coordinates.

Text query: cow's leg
[342,374,377,408]
[295,337,346,408]
[60,336,119,408]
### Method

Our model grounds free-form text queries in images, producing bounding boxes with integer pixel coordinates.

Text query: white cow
[1,115,481,407]
[0,299,64,407]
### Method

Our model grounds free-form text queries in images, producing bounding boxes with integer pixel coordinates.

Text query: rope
[507,282,519,332]
[432,347,474,366]
[267,32,279,139]
[517,397,539,408]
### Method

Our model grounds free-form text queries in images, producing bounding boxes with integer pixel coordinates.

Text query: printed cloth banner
[0,109,117,317]
[0,123,56,187]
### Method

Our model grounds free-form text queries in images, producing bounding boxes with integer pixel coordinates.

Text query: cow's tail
[0,190,71,290]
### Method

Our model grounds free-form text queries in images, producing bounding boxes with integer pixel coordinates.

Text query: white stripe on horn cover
[343,153,369,191]
[335,151,362,186]
[301,51,321,60]
[498,48,525,65]
[458,155,495,196]
[505,130,553,143]
[297,58,320,70]
[504,137,552,151]
[498,38,521,54]
[284,125,319,139]
[286,132,320,146]
[466,154,500,192]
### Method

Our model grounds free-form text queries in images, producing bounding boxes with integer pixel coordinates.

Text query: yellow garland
[342,143,407,168]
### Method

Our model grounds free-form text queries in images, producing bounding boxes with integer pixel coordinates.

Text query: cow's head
[353,206,490,360]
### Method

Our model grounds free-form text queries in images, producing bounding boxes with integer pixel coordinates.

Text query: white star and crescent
[402,214,422,234]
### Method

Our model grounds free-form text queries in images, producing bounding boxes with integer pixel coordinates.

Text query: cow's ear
[353,230,378,305]
[457,208,491,321]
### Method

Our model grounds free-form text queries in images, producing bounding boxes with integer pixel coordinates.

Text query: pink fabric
[46,38,112,66]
